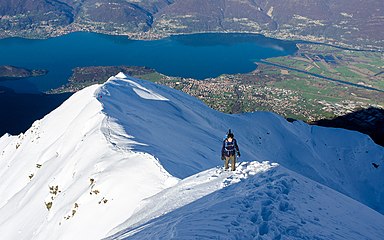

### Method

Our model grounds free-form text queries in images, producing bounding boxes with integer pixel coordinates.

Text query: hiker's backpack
[224,139,236,156]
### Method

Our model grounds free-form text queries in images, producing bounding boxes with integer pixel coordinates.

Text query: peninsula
[0,65,48,81]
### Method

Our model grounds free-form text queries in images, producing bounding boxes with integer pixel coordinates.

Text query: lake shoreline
[1,29,382,53]
[0,32,297,92]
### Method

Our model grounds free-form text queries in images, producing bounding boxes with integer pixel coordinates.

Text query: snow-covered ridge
[0,80,178,239]
[0,73,383,239]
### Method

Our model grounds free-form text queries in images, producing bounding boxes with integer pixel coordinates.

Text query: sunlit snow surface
[108,161,384,240]
[0,73,383,239]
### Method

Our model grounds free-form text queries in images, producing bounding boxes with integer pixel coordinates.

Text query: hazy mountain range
[0,0,383,50]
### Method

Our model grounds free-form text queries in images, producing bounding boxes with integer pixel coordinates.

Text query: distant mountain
[153,0,384,49]
[0,0,74,36]
[0,0,382,49]
[0,73,383,239]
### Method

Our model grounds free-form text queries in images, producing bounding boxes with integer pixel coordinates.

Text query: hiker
[221,130,241,171]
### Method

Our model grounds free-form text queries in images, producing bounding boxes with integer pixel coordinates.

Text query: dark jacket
[222,138,240,157]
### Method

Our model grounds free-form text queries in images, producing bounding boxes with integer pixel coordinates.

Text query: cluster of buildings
[317,100,382,117]
[157,76,325,121]
[156,71,382,123]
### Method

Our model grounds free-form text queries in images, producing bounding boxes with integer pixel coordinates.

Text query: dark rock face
[312,107,384,147]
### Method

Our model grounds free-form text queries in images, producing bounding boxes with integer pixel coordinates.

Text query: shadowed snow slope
[0,73,383,239]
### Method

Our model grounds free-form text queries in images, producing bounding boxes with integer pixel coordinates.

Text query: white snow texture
[0,73,383,240]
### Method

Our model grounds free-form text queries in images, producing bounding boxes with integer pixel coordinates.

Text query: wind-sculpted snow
[0,73,383,239]
[108,161,384,240]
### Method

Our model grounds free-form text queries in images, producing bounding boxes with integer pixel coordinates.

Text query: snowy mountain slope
[0,83,178,239]
[97,74,384,213]
[0,73,383,239]
[107,162,384,240]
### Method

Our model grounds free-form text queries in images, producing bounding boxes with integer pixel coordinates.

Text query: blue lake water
[0,32,297,93]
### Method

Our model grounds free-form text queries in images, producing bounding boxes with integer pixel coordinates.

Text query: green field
[136,72,165,82]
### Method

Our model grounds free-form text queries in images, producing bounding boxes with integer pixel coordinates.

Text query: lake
[0,32,297,93]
